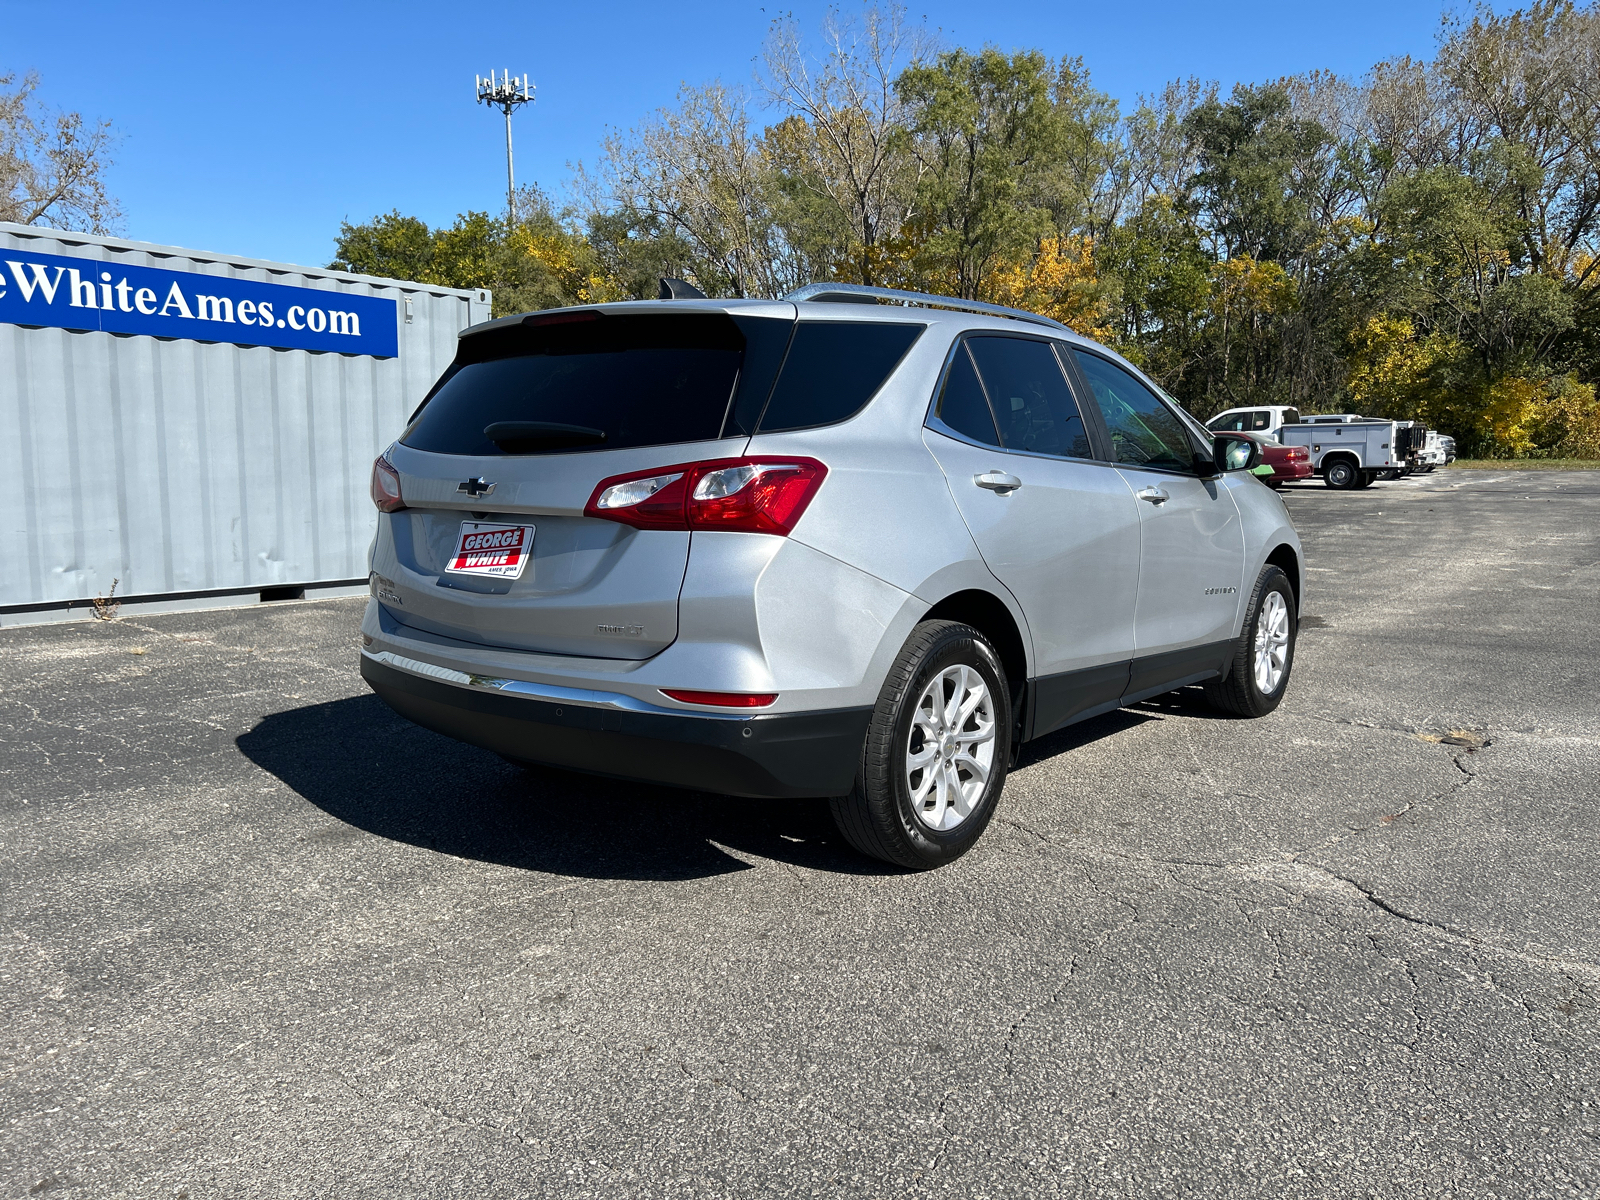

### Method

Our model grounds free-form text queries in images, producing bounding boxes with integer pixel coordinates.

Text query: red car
[1235,430,1313,487]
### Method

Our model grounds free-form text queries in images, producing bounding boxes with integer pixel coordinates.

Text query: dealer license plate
[446,521,536,579]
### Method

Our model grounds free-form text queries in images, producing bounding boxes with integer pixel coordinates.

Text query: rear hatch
[379,304,795,659]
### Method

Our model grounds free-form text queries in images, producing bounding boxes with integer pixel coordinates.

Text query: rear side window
[756,321,924,433]
[403,313,785,457]
[1251,410,1272,431]
[934,344,1002,446]
[965,336,1092,459]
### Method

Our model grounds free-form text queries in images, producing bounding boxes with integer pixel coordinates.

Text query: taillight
[660,689,778,708]
[370,453,405,512]
[585,458,827,534]
[1289,447,1309,461]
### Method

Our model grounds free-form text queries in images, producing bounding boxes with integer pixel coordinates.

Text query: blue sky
[5,0,1460,270]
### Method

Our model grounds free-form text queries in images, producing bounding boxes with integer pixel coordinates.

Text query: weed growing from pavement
[91,578,120,621]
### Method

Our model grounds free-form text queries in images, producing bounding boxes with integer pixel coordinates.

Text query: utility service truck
[1277,416,1425,489]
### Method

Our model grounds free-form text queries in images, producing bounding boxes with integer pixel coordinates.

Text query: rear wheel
[1204,565,1297,718]
[1323,458,1358,489]
[1356,471,1377,488]
[830,621,1011,869]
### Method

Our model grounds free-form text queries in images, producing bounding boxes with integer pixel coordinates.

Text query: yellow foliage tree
[982,235,1111,341]
[511,226,621,305]
[1480,375,1542,456]
[1347,314,1441,414]
[1476,373,1600,458]
[1208,256,1296,326]
[1529,375,1600,458]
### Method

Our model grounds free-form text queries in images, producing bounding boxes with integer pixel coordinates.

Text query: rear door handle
[1135,486,1169,505]
[975,471,1022,494]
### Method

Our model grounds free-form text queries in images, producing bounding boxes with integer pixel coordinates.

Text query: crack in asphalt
[997,731,1600,988]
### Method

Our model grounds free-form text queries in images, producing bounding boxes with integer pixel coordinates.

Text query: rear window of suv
[405,313,764,457]
[403,312,922,455]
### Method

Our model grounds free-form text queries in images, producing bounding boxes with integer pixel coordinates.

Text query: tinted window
[724,315,798,436]
[934,344,1001,446]
[965,336,1092,459]
[1282,408,1301,425]
[1250,410,1272,431]
[403,313,747,456]
[1073,350,1199,473]
[1208,411,1249,432]
[757,321,924,433]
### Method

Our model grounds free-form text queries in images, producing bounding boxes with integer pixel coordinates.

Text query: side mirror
[1212,434,1261,473]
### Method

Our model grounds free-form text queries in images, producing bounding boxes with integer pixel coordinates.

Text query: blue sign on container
[0,247,399,357]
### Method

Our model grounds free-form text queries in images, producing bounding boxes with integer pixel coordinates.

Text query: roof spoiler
[783,282,1072,333]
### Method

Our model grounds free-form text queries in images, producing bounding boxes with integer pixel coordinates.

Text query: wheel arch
[921,588,1029,700]
[1264,543,1302,615]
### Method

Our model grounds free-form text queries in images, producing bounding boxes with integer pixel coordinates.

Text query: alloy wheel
[905,664,997,831]
[1254,590,1291,695]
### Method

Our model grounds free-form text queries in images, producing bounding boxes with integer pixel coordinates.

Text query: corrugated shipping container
[0,222,491,618]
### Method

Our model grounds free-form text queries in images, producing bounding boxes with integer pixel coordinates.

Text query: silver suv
[361,283,1303,868]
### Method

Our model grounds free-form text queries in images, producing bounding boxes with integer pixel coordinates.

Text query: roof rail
[783,282,1072,334]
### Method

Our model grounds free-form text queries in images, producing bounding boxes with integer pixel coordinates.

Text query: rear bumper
[361,651,870,799]
[1268,462,1314,481]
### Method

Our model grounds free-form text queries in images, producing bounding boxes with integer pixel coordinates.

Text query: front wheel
[1204,565,1297,718]
[830,620,1011,869]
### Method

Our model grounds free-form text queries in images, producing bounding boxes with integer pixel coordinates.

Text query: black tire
[1204,565,1297,718]
[829,620,1012,869]
[1323,458,1358,489]
[1356,471,1377,488]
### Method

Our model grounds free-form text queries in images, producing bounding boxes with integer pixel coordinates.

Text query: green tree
[896,48,1068,298]
[329,188,610,317]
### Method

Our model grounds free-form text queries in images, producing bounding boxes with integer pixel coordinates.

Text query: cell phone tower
[476,70,535,225]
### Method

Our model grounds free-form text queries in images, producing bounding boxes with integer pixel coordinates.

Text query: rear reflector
[586,457,827,534]
[660,689,778,708]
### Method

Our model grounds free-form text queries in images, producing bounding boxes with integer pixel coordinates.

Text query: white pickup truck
[1205,405,1302,439]
[1278,416,1414,489]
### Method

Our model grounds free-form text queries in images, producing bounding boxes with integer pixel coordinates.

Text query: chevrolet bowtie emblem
[457,477,496,498]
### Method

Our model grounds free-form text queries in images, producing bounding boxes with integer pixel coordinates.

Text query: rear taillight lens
[660,689,778,708]
[585,458,827,534]
[370,454,405,512]
[1289,447,1309,460]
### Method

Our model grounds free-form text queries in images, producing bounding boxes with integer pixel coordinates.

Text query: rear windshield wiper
[484,421,608,452]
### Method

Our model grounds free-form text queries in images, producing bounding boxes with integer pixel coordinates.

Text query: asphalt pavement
[2,469,1598,1198]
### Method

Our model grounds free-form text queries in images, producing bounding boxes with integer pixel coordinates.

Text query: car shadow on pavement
[236,694,902,882]
[1124,685,1249,722]
[1013,707,1160,770]
[1011,688,1238,770]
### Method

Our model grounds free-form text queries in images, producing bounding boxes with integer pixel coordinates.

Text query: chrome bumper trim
[361,649,744,719]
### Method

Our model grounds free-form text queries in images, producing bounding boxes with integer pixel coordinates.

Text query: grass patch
[1445,458,1600,470]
